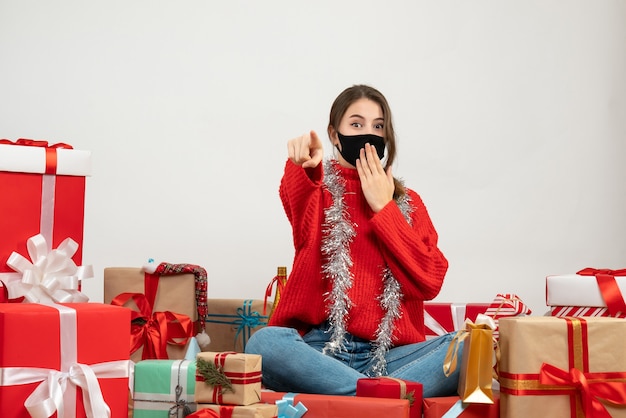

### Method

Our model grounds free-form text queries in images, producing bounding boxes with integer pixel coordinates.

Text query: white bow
[6,234,92,304]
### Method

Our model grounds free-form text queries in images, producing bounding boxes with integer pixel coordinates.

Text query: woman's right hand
[287,130,324,168]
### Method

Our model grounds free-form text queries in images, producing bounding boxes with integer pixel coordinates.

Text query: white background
[1,1,624,316]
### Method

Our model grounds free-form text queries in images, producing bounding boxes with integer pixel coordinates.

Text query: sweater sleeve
[369,189,448,300]
[279,159,324,250]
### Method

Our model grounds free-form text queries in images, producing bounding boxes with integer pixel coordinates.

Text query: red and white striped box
[550,306,626,318]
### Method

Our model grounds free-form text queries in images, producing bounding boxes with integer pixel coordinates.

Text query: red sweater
[269,160,448,345]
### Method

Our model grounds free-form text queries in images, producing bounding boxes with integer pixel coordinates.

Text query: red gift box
[424,294,531,340]
[0,303,131,417]
[0,139,91,285]
[423,302,490,339]
[261,391,410,418]
[356,377,423,418]
[423,393,500,418]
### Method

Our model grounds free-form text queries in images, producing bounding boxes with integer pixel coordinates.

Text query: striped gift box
[550,306,626,318]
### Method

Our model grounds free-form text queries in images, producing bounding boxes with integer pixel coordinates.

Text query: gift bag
[444,314,497,404]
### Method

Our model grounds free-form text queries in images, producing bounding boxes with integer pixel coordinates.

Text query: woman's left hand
[356,143,395,213]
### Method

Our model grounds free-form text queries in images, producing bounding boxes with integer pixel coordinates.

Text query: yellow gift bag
[443,314,497,404]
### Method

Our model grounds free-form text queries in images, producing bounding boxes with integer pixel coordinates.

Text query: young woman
[246,84,460,397]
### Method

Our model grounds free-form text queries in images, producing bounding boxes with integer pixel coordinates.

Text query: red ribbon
[0,138,73,149]
[111,291,193,359]
[0,138,73,175]
[539,363,626,418]
[263,274,286,316]
[577,268,626,316]
[0,281,25,303]
[186,409,220,418]
[500,317,626,417]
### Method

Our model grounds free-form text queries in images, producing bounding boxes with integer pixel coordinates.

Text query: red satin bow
[111,292,193,359]
[577,268,626,316]
[540,363,626,418]
[186,409,220,418]
[0,138,73,149]
[0,281,25,303]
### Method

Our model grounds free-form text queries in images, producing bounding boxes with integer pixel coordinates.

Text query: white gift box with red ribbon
[546,268,626,317]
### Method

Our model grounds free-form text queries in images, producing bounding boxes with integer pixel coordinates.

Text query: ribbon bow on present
[577,268,626,316]
[111,292,193,359]
[276,393,308,418]
[6,234,92,304]
[539,362,626,417]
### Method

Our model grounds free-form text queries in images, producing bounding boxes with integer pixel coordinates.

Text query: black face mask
[335,132,385,167]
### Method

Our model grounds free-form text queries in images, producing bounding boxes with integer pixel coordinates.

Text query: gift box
[205,299,268,352]
[0,302,131,417]
[133,359,197,418]
[195,403,277,418]
[546,268,626,317]
[356,377,422,418]
[422,393,500,418]
[195,352,262,406]
[425,294,531,341]
[261,391,410,418]
[104,263,207,362]
[549,305,626,318]
[424,303,490,340]
[0,139,91,289]
[498,316,626,418]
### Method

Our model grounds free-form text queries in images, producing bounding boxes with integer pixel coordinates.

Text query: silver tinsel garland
[321,160,414,376]
[321,160,356,354]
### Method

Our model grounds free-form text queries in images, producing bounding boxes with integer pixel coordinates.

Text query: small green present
[133,359,197,418]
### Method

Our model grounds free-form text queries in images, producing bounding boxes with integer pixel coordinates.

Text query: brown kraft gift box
[498,316,626,418]
[204,299,268,352]
[104,267,198,362]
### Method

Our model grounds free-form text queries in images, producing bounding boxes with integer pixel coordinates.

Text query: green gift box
[133,359,197,418]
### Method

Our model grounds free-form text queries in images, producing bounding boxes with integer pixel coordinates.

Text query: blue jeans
[245,324,461,397]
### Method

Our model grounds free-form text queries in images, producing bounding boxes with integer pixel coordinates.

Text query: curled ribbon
[263,273,286,316]
[167,385,192,417]
[276,393,308,418]
[443,314,498,377]
[577,268,626,316]
[111,292,193,359]
[539,363,626,418]
[6,234,92,304]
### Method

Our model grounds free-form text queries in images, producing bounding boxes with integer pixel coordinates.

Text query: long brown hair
[327,84,405,198]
